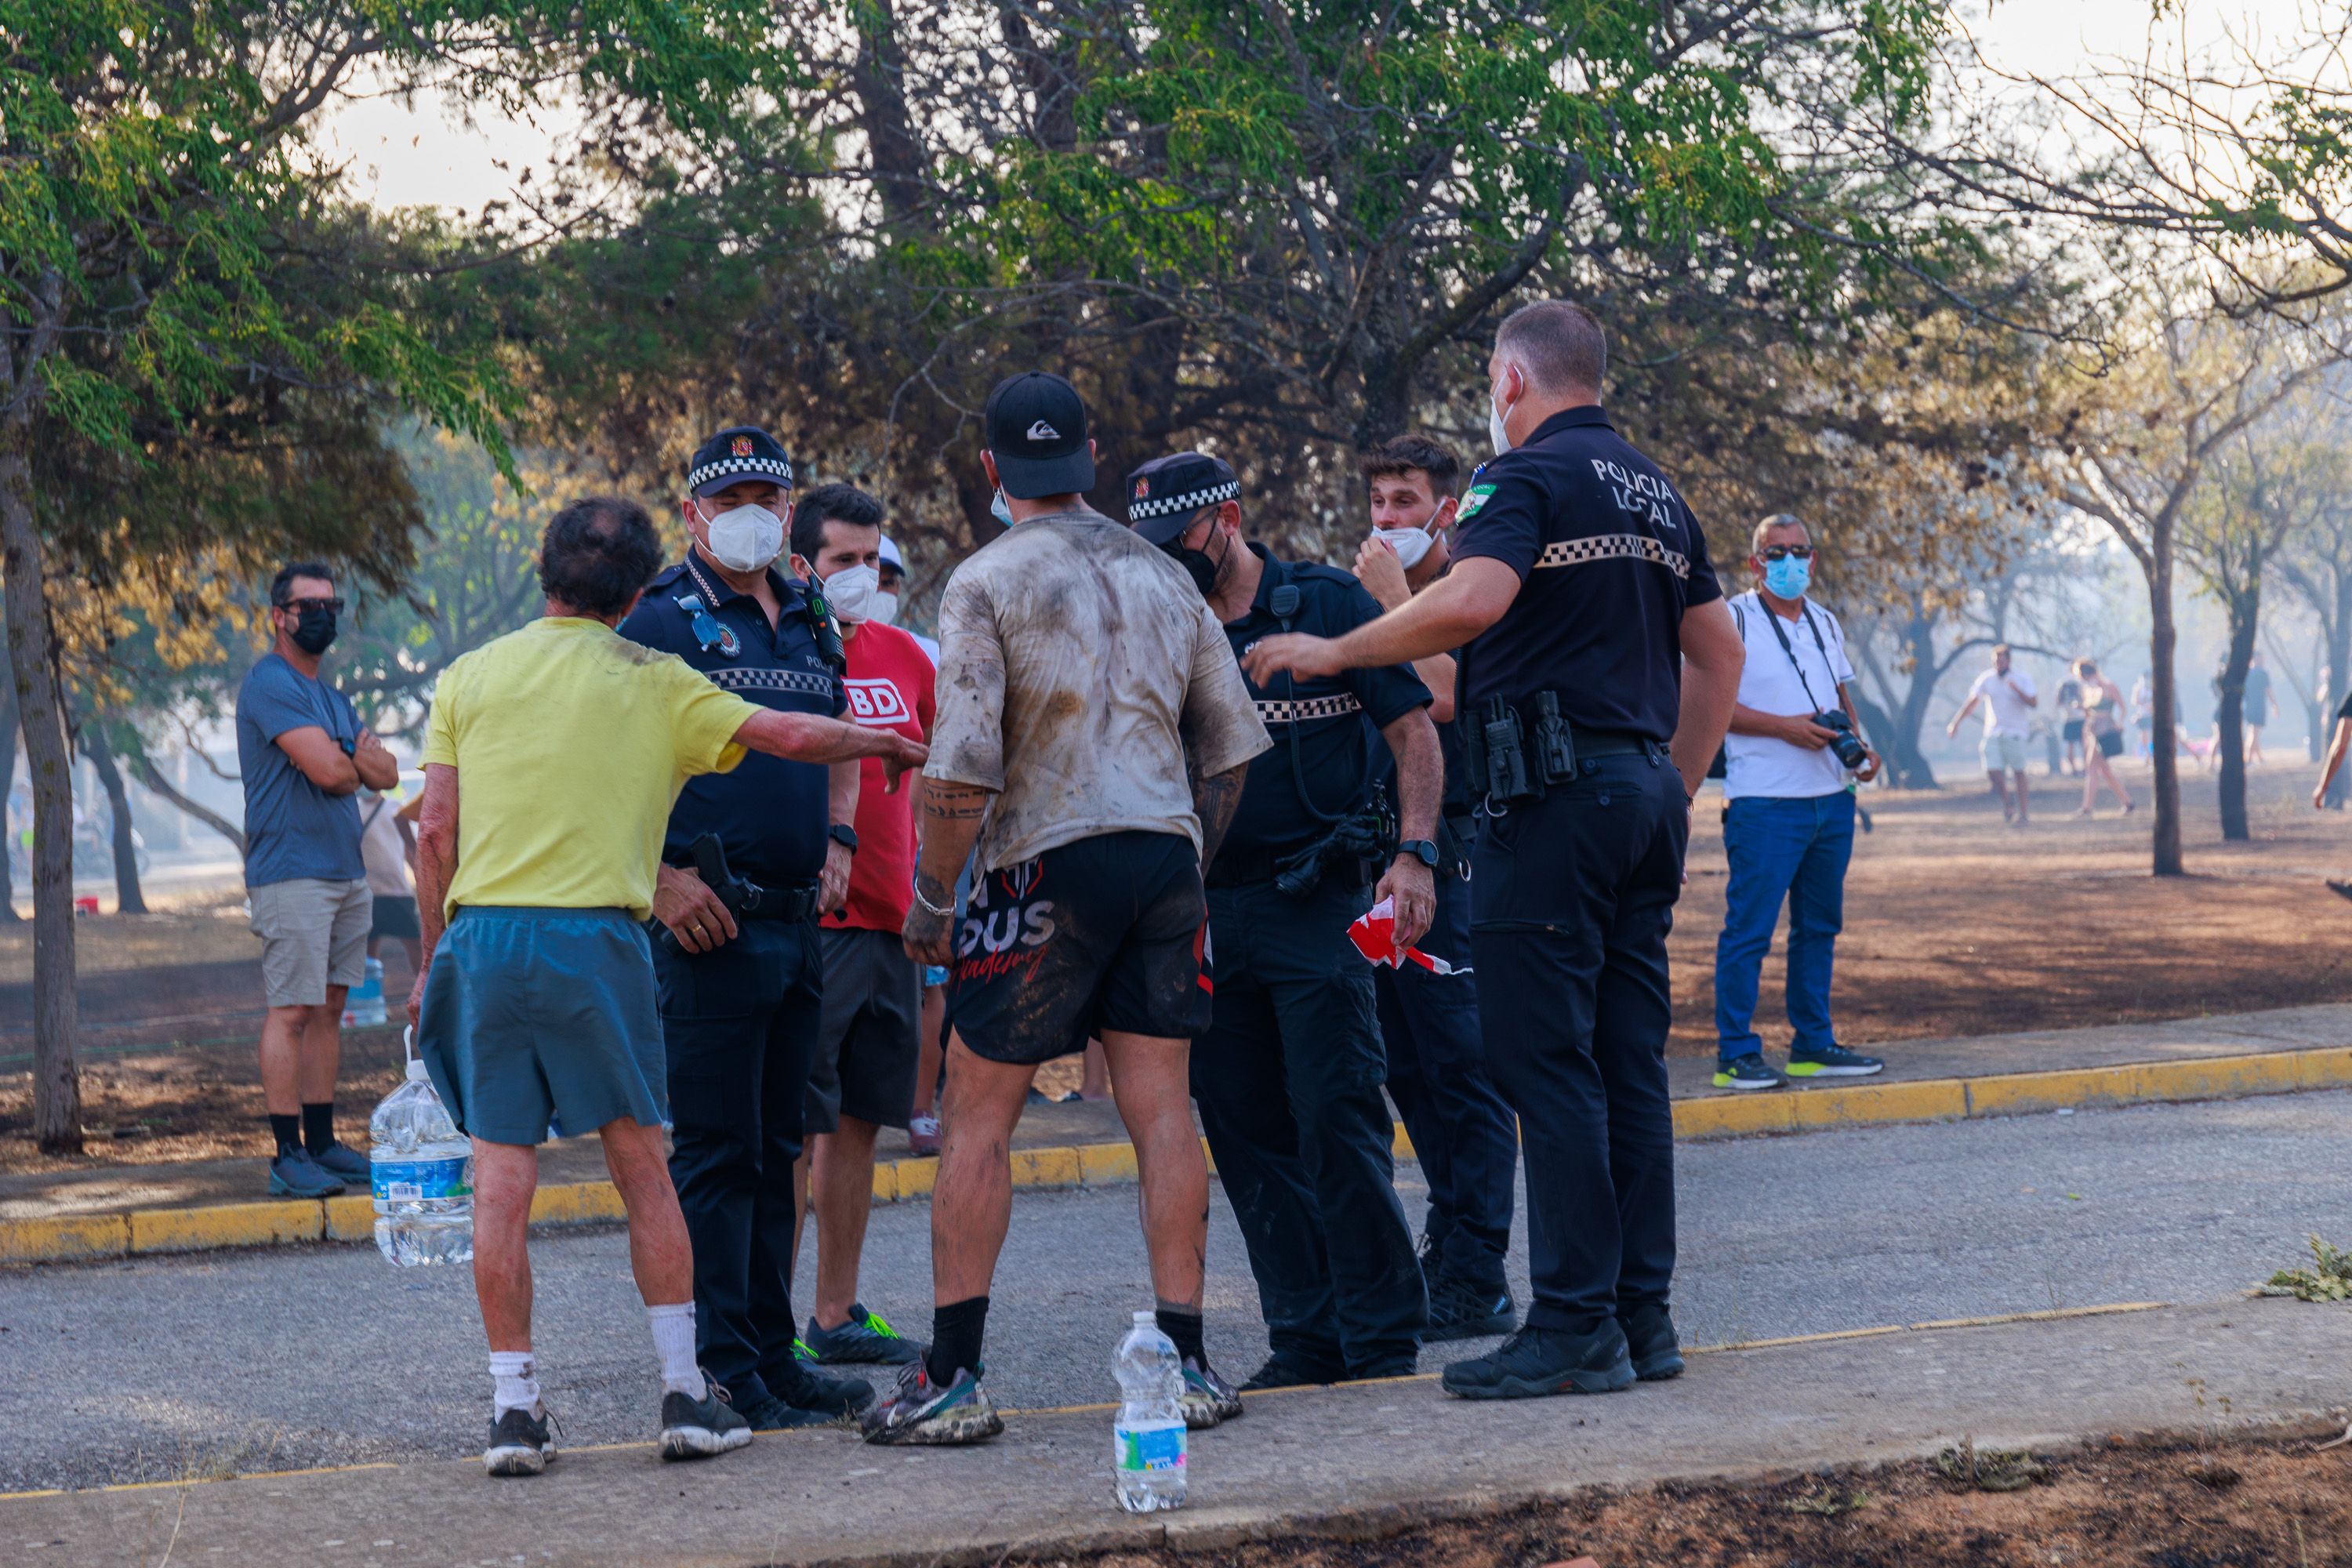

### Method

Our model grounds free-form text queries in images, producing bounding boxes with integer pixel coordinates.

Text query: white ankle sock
[646,1303,706,1399]
[488,1351,539,1418]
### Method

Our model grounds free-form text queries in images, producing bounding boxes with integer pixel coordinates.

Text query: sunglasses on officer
[1754,545,1813,563]
[275,595,345,615]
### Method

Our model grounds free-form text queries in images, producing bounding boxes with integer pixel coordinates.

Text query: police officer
[618,426,877,1431]
[1245,303,1746,1399]
[1352,434,1521,1342]
[1128,450,1442,1388]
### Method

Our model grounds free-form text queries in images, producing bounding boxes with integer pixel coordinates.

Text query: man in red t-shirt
[790,484,939,1366]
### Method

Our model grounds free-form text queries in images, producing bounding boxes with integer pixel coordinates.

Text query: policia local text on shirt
[1127,449,1442,1391]
[1245,299,1745,1403]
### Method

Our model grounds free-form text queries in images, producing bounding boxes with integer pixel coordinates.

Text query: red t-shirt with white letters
[824,619,937,933]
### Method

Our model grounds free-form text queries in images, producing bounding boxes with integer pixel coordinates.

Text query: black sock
[1156,1308,1206,1367]
[269,1114,303,1158]
[301,1102,336,1156]
[927,1296,989,1384]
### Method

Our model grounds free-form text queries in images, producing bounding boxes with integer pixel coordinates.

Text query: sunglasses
[1757,546,1813,562]
[277,596,345,614]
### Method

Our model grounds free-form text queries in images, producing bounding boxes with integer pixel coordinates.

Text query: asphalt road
[6,1091,2350,1493]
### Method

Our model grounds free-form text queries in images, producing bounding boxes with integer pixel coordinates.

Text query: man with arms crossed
[869,372,1270,1445]
[409,498,924,1477]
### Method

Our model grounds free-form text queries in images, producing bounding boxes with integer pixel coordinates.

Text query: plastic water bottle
[342,957,387,1027]
[1111,1310,1187,1512]
[371,1028,472,1266]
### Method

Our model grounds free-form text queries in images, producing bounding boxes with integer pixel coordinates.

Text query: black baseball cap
[1124,452,1240,546]
[984,372,1094,499]
[686,426,794,499]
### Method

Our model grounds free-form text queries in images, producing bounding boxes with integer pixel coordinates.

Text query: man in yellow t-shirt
[408,496,926,1479]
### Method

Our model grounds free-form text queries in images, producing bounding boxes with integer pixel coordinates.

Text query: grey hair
[1494,299,1606,397]
[1751,513,1810,555]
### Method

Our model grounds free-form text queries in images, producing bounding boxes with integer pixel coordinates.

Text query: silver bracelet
[913,883,956,919]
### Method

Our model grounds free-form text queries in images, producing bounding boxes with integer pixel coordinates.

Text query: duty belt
[663,833,822,924]
[1463,688,1665,811]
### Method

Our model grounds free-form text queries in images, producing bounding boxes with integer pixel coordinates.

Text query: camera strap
[1757,593,1836,715]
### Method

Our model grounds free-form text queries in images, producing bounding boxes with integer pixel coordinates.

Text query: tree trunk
[2147,536,2184,877]
[127,749,245,852]
[78,724,147,914]
[0,419,80,1151]
[0,672,20,920]
[2213,583,2259,842]
[2330,575,2352,808]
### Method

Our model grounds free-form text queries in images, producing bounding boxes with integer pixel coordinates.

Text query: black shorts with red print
[946,829,1212,1065]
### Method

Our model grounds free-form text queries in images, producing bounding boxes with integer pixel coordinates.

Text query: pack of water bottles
[1112,1311,1187,1512]
[370,1027,473,1266]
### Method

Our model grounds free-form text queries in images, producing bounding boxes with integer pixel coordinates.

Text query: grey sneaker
[859,1361,1004,1446]
[483,1405,557,1477]
[1786,1043,1885,1079]
[1178,1357,1244,1428]
[802,1305,925,1367]
[1711,1054,1787,1092]
[311,1141,370,1185]
[267,1148,346,1198]
[658,1375,752,1461]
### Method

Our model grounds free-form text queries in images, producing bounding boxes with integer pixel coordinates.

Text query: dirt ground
[1090,1432,2352,1568]
[3,758,2349,1173]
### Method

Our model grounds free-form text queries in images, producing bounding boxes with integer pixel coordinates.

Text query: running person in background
[1947,644,2038,825]
[2074,659,2134,817]
[869,371,1271,1446]
[2055,669,2084,776]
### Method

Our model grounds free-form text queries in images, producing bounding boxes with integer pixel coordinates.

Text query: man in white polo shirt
[1712,514,1885,1092]
[1949,643,2039,825]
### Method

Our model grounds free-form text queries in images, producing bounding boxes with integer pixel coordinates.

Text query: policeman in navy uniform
[1128,451,1443,1388]
[1243,303,1746,1400]
[618,426,877,1432]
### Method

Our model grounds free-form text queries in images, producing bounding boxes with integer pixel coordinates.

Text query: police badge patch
[717,625,741,656]
[1456,482,1497,521]
[731,435,753,457]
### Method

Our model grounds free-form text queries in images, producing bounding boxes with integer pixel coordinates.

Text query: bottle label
[372,1156,471,1202]
[1115,1424,1186,1473]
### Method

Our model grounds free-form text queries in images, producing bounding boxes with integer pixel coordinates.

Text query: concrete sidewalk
[7,1298,2345,1566]
[6,1002,2350,1265]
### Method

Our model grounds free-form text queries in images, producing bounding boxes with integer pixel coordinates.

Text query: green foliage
[2260,1235,2352,1301]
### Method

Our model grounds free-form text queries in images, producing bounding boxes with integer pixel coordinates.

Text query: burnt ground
[5,760,2350,1173]
[1100,1433,2352,1568]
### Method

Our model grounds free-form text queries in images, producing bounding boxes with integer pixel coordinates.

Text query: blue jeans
[1713,792,1856,1063]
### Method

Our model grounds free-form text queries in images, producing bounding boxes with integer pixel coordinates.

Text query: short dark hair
[792,481,884,563]
[539,497,662,617]
[1360,435,1463,499]
[1495,299,1607,397]
[270,561,333,607]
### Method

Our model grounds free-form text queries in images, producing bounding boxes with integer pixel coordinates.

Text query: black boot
[1618,1300,1684,1381]
[1439,1320,1634,1400]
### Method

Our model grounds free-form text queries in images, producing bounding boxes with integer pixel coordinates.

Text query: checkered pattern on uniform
[1128,479,1240,521]
[1533,532,1690,580]
[687,454,794,494]
[706,666,836,699]
[1252,692,1363,724]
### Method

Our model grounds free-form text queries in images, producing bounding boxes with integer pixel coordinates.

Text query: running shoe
[1440,1323,1634,1401]
[1785,1043,1884,1078]
[907,1115,942,1157]
[1423,1276,1518,1342]
[483,1404,557,1477]
[860,1361,1004,1446]
[658,1375,752,1461]
[267,1148,346,1198]
[311,1141,370,1185]
[803,1305,925,1367]
[1618,1300,1685,1381]
[1710,1054,1787,1091]
[1178,1357,1244,1428]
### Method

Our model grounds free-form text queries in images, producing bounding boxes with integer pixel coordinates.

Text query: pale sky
[318,2,2326,216]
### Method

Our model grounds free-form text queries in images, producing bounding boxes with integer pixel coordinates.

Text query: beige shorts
[1980,733,2029,775]
[249,877,372,1008]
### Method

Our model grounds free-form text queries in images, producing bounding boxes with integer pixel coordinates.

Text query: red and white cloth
[1348,896,1471,976]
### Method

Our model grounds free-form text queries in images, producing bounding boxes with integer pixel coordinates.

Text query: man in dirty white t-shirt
[866,370,1269,1448]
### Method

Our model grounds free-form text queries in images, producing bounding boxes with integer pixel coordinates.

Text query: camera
[1813,710,1870,771]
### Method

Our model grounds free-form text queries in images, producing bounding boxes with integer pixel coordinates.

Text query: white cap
[878,535,906,571]
[1133,1308,1155,1325]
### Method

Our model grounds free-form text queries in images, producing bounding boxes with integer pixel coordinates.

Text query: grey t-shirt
[925,506,1271,872]
[235,652,365,887]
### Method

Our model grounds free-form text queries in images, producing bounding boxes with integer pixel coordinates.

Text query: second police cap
[685,426,795,498]
[1124,452,1240,546]
[983,372,1094,499]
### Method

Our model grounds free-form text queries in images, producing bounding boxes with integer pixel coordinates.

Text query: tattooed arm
[902,779,991,967]
[1187,753,1250,873]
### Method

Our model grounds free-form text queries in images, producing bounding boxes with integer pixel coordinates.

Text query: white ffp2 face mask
[868,590,901,626]
[1488,383,1515,456]
[819,562,883,623]
[1373,503,1446,570]
[701,502,785,573]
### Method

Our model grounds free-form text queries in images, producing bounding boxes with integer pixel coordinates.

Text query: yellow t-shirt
[420,617,758,921]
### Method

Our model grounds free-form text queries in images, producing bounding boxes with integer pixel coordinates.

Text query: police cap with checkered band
[1123,452,1241,546]
[686,426,795,499]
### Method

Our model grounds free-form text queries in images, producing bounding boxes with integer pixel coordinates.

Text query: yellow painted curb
[9,1045,2352,1267]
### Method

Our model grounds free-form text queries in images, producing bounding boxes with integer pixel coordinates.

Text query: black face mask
[289,605,338,655]
[1165,524,1228,599]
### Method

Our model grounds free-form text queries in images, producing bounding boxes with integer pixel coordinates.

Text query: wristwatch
[827,823,858,852]
[1397,840,1440,870]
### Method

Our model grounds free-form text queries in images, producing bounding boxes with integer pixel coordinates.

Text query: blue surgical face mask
[990,488,1014,527]
[1762,554,1812,599]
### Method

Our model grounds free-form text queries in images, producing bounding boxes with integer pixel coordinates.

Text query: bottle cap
[1133,1309,1155,1326]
